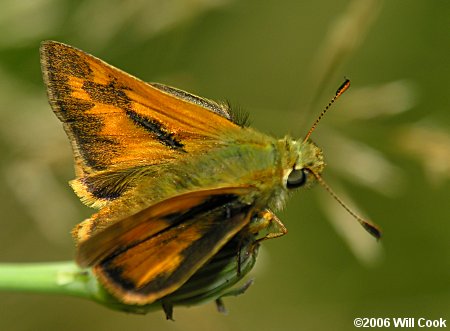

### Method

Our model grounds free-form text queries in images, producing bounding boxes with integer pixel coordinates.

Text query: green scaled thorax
[92,127,325,229]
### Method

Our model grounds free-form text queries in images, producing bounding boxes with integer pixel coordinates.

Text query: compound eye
[286,169,307,189]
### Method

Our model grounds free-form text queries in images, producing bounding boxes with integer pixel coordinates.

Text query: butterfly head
[284,139,325,190]
[283,79,351,190]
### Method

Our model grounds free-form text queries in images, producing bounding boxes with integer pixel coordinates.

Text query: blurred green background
[0,0,449,330]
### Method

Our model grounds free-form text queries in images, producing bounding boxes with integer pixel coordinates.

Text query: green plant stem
[0,238,258,317]
[0,261,96,299]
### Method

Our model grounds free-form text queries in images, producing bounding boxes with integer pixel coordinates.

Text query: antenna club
[303,78,351,143]
[362,222,382,241]
[336,78,350,97]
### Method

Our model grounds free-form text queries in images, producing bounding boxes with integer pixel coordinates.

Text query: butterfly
[40,41,380,318]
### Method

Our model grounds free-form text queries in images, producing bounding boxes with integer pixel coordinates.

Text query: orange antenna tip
[336,78,350,97]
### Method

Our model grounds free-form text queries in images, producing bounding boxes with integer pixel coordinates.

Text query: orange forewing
[40,41,241,207]
[81,187,255,304]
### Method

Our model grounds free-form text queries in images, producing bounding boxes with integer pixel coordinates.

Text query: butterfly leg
[161,301,174,321]
[215,298,227,314]
[249,209,288,243]
[215,279,254,314]
[235,209,286,274]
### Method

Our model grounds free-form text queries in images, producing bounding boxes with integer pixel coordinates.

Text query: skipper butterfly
[40,41,380,318]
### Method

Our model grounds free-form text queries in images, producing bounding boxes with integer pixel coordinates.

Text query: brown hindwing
[86,188,255,304]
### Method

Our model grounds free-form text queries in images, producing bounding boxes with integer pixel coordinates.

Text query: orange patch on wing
[103,222,204,288]
[40,41,242,207]
[76,187,253,267]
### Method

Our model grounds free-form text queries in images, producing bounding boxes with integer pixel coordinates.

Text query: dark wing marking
[81,188,255,304]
